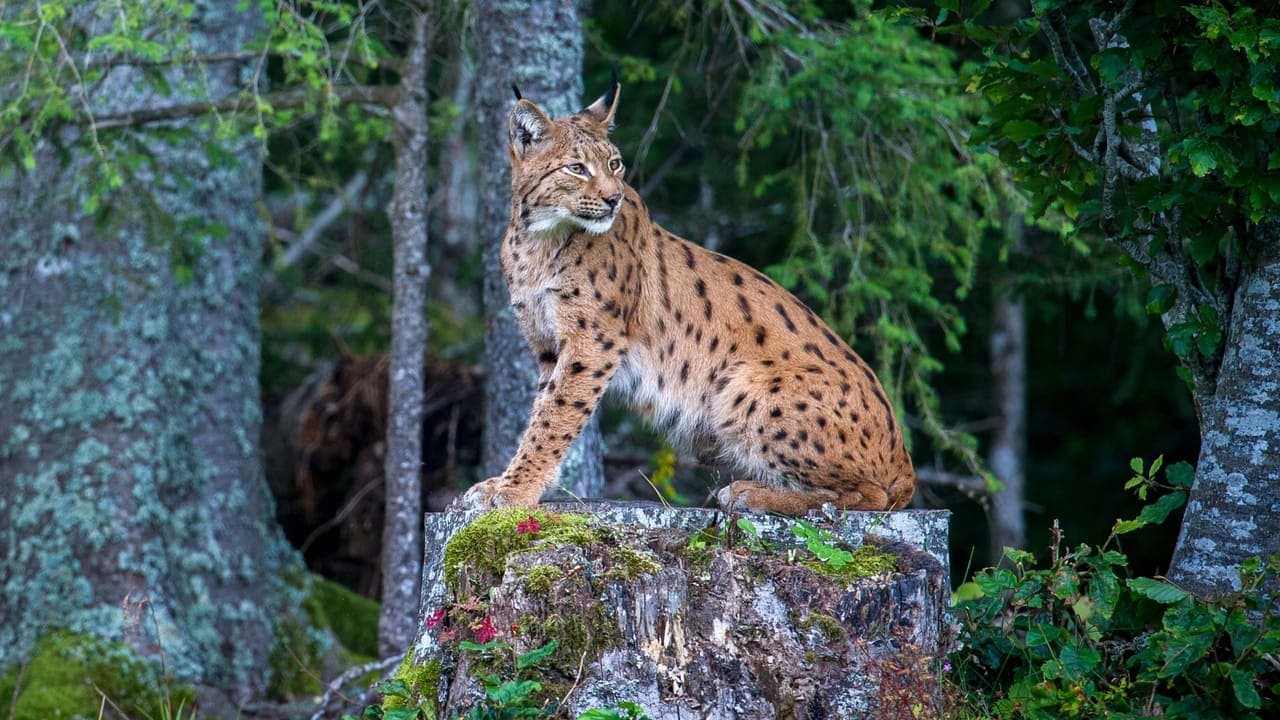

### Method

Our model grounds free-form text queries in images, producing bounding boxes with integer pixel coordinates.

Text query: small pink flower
[516,516,540,534]
[474,617,497,643]
[943,662,952,673]
[425,608,446,629]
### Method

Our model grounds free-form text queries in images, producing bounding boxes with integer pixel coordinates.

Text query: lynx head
[508,78,625,235]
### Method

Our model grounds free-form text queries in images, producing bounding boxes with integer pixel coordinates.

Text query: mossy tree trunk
[0,1,300,697]
[473,0,605,499]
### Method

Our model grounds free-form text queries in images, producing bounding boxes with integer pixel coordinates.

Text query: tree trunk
[410,503,953,718]
[473,0,605,500]
[988,220,1027,562]
[380,6,433,656]
[1169,224,1280,597]
[0,2,294,695]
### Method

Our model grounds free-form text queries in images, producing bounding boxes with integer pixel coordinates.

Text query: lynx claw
[716,483,751,513]
[454,477,506,511]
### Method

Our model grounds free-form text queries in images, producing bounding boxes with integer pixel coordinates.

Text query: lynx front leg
[461,335,626,509]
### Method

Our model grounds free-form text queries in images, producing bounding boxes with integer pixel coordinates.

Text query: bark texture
[473,0,605,499]
[380,7,434,656]
[411,503,952,718]
[0,3,296,694]
[1170,225,1280,596]
[988,285,1027,560]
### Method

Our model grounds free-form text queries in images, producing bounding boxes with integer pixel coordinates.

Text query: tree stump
[406,502,952,719]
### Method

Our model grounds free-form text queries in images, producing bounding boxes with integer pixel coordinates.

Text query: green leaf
[1145,284,1176,315]
[952,581,985,603]
[457,640,504,653]
[1137,491,1186,525]
[487,679,541,705]
[1113,519,1147,535]
[1231,668,1262,709]
[374,678,410,698]
[1130,457,1145,474]
[1166,462,1195,489]
[1059,645,1101,678]
[381,709,423,720]
[1002,119,1046,141]
[1188,145,1219,176]
[1128,577,1189,604]
[516,639,559,669]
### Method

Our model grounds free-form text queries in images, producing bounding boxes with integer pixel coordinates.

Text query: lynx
[461,80,915,516]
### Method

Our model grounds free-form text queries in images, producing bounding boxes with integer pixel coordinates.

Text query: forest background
[1,0,1277,718]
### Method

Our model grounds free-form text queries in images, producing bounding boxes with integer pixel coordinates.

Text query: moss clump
[805,543,898,581]
[443,508,598,590]
[519,564,563,594]
[271,572,379,699]
[306,577,379,659]
[382,655,441,719]
[677,528,721,574]
[799,612,847,643]
[539,607,620,673]
[0,630,196,720]
[605,545,662,581]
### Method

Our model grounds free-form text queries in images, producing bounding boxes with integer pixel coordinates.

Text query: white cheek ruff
[577,214,617,235]
[526,207,573,234]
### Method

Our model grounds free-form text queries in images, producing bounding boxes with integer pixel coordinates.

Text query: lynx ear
[580,69,620,133]
[510,99,553,157]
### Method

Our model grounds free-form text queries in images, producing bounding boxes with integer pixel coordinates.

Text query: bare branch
[277,169,370,269]
[88,84,395,130]
[308,654,402,720]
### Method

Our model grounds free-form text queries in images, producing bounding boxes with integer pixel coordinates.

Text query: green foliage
[0,630,197,720]
[950,459,1280,719]
[589,1,1011,478]
[790,520,898,579]
[734,2,1009,472]
[949,2,1280,388]
[357,641,653,720]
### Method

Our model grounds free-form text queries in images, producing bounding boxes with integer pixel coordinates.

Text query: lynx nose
[603,193,623,210]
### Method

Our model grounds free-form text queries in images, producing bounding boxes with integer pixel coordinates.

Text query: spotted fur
[461,81,915,515]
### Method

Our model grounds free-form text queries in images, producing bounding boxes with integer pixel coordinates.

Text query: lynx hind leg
[716,479,894,516]
[716,480,836,517]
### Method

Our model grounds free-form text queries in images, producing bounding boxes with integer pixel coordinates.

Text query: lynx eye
[608,157,623,173]
[564,163,589,177]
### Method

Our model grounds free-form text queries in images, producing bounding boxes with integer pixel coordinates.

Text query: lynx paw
[454,477,542,511]
[716,480,834,517]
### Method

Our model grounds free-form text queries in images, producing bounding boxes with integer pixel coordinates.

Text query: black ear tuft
[512,83,522,101]
[606,67,619,105]
[581,72,621,133]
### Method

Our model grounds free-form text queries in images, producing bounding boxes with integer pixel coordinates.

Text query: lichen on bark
[0,0,307,696]
[411,503,953,718]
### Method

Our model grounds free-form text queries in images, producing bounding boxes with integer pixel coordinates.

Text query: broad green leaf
[1166,462,1195,489]
[952,581,985,603]
[1231,668,1262,709]
[374,678,410,697]
[1146,284,1176,315]
[516,639,559,669]
[1137,491,1187,525]
[1059,644,1101,678]
[1128,577,1189,604]
[1113,519,1146,535]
